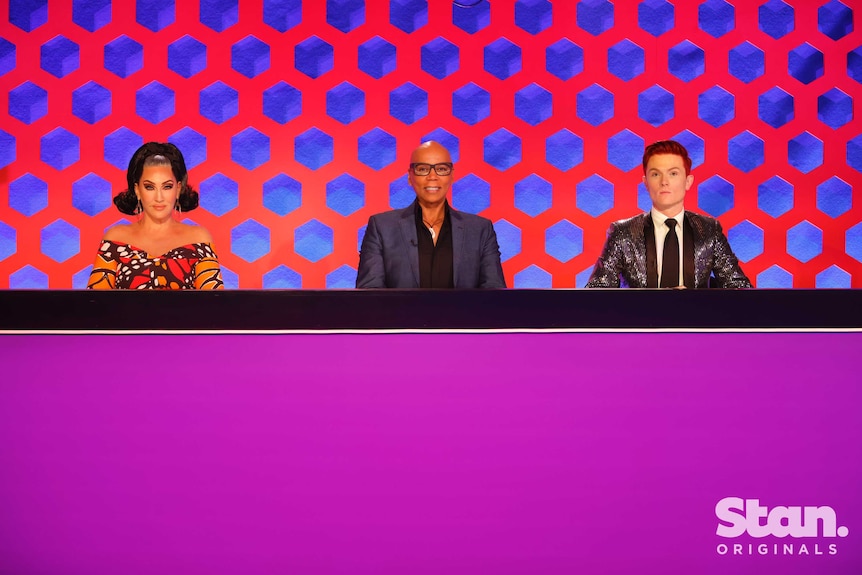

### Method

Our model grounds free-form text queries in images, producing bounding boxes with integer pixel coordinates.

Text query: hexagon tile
[0,1,860,288]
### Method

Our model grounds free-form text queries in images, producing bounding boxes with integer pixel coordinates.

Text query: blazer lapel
[451,209,465,288]
[399,203,420,287]
[644,215,658,288]
[682,213,696,289]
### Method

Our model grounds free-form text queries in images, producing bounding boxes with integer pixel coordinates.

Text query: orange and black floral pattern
[87,240,224,290]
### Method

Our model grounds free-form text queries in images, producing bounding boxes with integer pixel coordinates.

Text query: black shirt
[414,202,454,288]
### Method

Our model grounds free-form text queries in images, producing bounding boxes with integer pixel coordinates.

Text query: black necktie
[660,218,679,288]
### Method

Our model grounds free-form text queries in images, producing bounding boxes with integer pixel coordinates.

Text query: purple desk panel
[1,333,860,574]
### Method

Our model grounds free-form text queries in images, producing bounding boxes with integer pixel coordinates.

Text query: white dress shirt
[651,208,684,287]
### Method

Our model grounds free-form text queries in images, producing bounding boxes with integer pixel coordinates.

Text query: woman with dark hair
[87,142,223,289]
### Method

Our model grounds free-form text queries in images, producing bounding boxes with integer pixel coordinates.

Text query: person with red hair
[586,140,751,289]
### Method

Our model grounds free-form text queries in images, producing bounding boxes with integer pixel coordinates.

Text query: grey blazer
[356,200,506,288]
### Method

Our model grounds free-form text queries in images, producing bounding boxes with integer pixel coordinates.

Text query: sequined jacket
[586,211,752,289]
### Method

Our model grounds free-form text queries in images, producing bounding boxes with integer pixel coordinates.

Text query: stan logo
[716,497,850,538]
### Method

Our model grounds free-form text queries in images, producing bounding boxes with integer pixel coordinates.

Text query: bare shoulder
[180,223,214,245]
[102,223,135,244]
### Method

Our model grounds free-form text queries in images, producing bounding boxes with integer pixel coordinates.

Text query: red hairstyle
[642,140,692,175]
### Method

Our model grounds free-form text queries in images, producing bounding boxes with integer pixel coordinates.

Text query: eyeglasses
[410,162,453,176]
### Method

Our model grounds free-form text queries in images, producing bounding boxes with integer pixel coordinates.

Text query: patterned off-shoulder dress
[87,240,224,289]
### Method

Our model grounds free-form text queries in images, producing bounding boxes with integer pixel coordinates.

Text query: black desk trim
[1,289,861,332]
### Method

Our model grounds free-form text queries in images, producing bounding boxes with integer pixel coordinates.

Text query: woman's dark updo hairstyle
[113,142,200,215]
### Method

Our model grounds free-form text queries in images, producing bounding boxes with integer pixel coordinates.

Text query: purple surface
[1,333,860,574]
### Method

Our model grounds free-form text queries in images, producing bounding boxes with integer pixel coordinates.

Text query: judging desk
[1,290,861,575]
[2,288,862,331]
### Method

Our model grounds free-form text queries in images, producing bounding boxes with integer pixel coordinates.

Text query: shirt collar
[414,199,450,220]
[650,207,684,230]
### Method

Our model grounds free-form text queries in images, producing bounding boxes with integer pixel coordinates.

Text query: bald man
[356,141,506,288]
